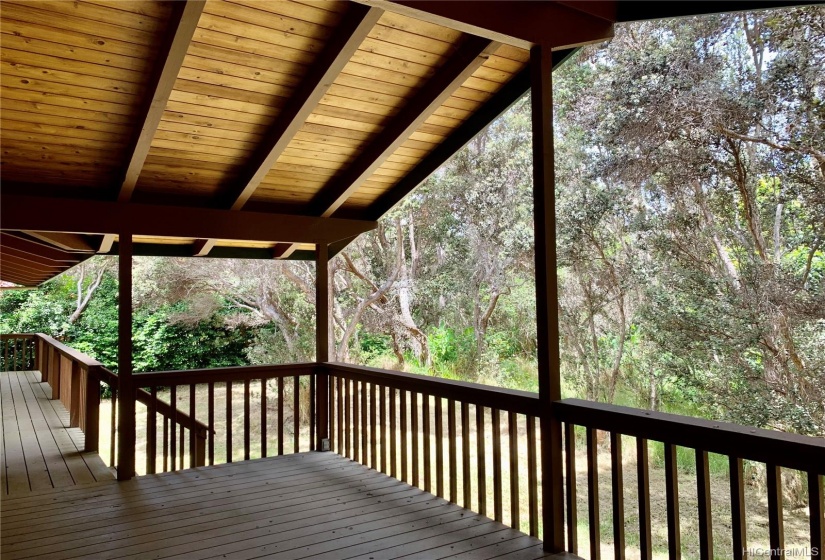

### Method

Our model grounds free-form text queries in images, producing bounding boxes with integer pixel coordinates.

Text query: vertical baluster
[309,374,316,451]
[694,450,712,560]
[664,443,680,560]
[163,415,168,472]
[611,432,625,560]
[244,379,250,460]
[278,377,284,456]
[423,394,431,492]
[344,378,350,458]
[400,390,408,481]
[493,408,503,522]
[587,427,600,560]
[361,381,368,465]
[389,387,396,477]
[435,397,443,497]
[3,337,8,371]
[179,424,184,468]
[527,415,539,538]
[509,411,519,530]
[767,464,785,556]
[171,385,178,470]
[448,399,457,504]
[147,386,157,474]
[190,384,197,468]
[565,422,578,553]
[638,438,652,560]
[208,382,215,466]
[729,457,747,560]
[326,376,333,452]
[337,377,343,455]
[225,381,232,463]
[809,472,823,560]
[477,405,487,516]
[380,385,387,473]
[411,392,419,487]
[293,376,300,453]
[261,379,267,458]
[370,383,377,469]
[353,380,360,462]
[110,387,118,467]
[462,402,471,510]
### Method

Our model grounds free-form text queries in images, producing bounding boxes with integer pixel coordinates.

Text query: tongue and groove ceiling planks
[0,0,607,285]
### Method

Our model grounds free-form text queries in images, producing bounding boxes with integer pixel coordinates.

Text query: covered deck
[0,1,823,559]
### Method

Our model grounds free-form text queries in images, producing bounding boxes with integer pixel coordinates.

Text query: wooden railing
[1,333,210,471]
[4,335,823,557]
[134,363,318,474]
[325,363,545,538]
[555,399,825,560]
[1,334,36,372]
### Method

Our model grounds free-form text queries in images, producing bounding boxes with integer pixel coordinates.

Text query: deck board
[1,451,559,559]
[0,370,114,496]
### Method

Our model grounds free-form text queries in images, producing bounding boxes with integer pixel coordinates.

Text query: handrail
[32,333,103,369]
[325,362,542,416]
[554,398,825,473]
[134,362,318,386]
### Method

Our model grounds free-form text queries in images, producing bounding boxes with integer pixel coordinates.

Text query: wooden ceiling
[0,0,806,286]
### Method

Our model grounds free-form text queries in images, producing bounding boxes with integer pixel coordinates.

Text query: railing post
[315,243,330,450]
[117,231,136,480]
[69,360,82,427]
[531,42,565,551]
[84,366,101,453]
[196,428,207,467]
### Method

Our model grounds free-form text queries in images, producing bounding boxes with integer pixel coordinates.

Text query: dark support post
[117,232,136,480]
[532,43,564,551]
[316,243,329,449]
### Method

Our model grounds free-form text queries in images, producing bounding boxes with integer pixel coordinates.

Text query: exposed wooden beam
[354,0,614,49]
[1,253,64,273]
[271,35,498,258]
[0,245,81,267]
[98,234,116,254]
[0,272,44,286]
[2,195,377,244]
[190,4,382,257]
[616,1,813,22]
[531,44,565,552]
[116,0,205,204]
[22,231,94,252]
[0,232,82,262]
[1,260,56,278]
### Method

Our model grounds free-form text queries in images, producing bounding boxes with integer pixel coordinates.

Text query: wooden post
[70,360,82,427]
[532,43,565,552]
[315,243,330,449]
[117,232,136,480]
[84,366,101,452]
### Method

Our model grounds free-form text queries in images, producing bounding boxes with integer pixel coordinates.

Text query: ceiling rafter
[0,233,83,262]
[98,0,206,253]
[350,49,579,224]
[191,4,384,257]
[22,231,94,252]
[272,34,499,259]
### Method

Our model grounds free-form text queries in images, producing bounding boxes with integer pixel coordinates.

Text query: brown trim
[325,363,541,416]
[354,0,613,50]
[22,231,94,252]
[2,195,377,244]
[554,399,825,473]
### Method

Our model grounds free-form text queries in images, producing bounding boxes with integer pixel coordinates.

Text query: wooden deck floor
[1,452,561,559]
[1,370,114,496]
